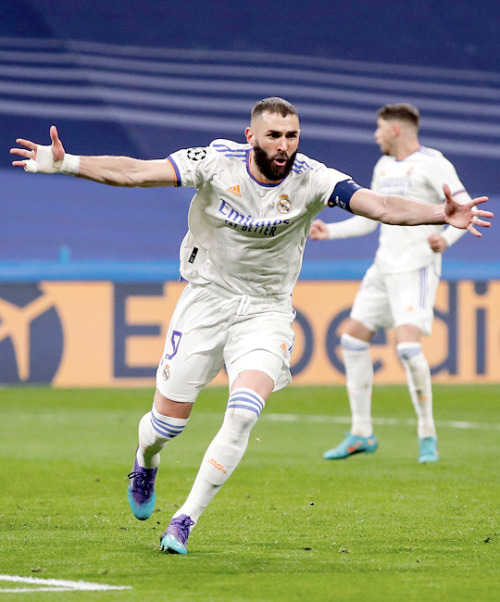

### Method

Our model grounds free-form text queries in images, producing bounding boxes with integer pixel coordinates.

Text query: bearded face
[252,143,297,181]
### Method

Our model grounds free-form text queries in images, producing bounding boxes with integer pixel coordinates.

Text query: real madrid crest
[162,364,171,381]
[277,194,292,214]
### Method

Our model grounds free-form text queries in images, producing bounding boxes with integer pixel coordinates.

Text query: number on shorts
[165,330,182,360]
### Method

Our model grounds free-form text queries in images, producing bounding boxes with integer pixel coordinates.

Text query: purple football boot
[127,457,158,520]
[160,514,194,554]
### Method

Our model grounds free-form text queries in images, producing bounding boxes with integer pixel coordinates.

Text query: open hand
[443,184,492,237]
[10,126,66,172]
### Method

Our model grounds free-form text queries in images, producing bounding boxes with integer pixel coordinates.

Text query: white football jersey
[167,139,354,297]
[371,146,469,273]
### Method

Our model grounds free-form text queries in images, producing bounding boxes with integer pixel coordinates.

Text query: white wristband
[61,153,80,175]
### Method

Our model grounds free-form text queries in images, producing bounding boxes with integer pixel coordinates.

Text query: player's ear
[245,126,255,146]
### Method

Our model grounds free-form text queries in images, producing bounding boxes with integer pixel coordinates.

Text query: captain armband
[327,179,363,213]
[23,144,80,175]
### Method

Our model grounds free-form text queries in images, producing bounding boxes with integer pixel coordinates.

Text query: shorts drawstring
[236,295,251,317]
[219,294,252,317]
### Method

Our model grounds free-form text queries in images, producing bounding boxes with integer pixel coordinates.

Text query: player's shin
[174,388,264,524]
[397,342,435,438]
[341,333,374,437]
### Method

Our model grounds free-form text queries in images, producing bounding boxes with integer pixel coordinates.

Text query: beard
[252,144,297,181]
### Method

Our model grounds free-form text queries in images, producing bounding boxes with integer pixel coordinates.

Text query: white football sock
[174,387,264,525]
[341,333,374,437]
[136,405,189,469]
[397,342,436,438]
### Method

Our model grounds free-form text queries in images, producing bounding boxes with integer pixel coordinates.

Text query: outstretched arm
[10,125,177,188]
[349,184,492,237]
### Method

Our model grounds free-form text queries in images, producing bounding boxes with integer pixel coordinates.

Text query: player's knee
[397,342,423,362]
[224,387,265,434]
[340,332,370,353]
[223,407,259,436]
[139,409,188,453]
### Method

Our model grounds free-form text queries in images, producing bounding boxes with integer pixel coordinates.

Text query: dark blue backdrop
[2,1,499,273]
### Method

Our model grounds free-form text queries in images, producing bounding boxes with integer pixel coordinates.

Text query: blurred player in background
[310,103,476,463]
[11,98,491,554]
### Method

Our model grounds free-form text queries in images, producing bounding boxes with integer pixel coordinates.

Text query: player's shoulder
[291,152,327,175]
[210,139,249,162]
[415,146,457,173]
[372,154,394,173]
[374,154,393,167]
[415,146,447,162]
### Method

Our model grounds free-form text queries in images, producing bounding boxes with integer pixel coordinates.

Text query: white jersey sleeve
[326,215,378,239]
[424,153,468,198]
[167,143,221,189]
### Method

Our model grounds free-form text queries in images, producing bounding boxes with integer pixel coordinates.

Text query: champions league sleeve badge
[187,147,208,162]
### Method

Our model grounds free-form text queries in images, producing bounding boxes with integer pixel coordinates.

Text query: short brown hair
[377,103,420,128]
[251,97,298,120]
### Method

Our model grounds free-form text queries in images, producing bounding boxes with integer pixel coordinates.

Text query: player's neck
[249,157,268,183]
[393,139,420,161]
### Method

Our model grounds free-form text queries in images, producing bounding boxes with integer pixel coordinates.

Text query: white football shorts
[156,282,295,402]
[350,263,440,336]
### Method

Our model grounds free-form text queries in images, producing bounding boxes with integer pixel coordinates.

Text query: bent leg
[128,389,192,521]
[396,325,436,439]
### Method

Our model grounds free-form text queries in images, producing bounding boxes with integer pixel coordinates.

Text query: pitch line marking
[0,575,131,593]
[263,413,500,430]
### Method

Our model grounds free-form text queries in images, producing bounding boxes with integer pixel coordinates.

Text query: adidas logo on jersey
[227,184,242,197]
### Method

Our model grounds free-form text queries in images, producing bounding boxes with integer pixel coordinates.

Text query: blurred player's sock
[341,333,373,437]
[397,342,436,439]
[136,406,189,468]
[173,387,264,524]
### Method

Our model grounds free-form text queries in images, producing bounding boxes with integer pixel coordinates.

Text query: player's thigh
[387,266,439,336]
[350,264,393,331]
[156,284,227,403]
[225,307,295,392]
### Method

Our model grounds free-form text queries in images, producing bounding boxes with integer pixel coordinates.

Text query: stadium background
[1,0,499,385]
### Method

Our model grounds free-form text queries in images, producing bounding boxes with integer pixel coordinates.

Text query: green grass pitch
[1,385,499,601]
